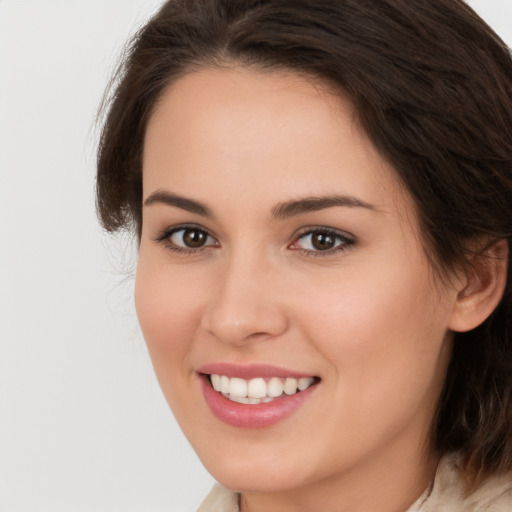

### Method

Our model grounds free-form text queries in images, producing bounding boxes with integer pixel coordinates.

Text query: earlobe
[448,239,509,333]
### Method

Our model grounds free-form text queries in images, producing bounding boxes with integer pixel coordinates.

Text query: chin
[192,433,314,493]
[208,459,309,494]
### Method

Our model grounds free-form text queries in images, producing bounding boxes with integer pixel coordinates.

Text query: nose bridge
[202,245,287,344]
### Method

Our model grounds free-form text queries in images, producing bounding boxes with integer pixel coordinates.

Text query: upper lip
[197,362,317,380]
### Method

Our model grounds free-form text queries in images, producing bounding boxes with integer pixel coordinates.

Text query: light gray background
[1,1,511,511]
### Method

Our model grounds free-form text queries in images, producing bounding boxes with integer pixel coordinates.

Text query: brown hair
[97,0,512,482]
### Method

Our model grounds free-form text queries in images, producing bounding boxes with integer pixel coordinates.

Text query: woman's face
[136,67,458,497]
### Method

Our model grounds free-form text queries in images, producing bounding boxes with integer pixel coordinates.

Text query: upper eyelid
[155,223,216,240]
[292,226,355,240]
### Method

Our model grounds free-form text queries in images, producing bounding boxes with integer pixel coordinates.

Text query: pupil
[312,232,335,251]
[184,229,206,248]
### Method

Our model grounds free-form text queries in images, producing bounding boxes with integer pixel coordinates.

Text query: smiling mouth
[206,374,320,405]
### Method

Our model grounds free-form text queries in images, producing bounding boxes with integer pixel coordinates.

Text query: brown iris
[311,231,336,251]
[182,229,208,248]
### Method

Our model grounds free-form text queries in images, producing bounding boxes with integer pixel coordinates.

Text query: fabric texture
[197,483,239,512]
[197,453,512,511]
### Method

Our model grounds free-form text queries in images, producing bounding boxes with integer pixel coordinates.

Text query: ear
[448,239,508,333]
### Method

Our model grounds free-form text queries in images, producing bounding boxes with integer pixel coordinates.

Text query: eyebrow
[271,195,379,219]
[143,190,212,217]
[143,190,379,219]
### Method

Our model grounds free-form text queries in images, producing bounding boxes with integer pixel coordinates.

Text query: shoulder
[197,483,240,512]
[412,453,512,512]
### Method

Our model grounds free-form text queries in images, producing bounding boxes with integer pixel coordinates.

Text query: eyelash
[289,227,355,256]
[154,225,355,257]
[154,224,218,255]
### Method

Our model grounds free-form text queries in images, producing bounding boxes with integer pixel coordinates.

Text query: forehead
[142,66,408,216]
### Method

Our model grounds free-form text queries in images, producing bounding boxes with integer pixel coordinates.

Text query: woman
[96,0,512,510]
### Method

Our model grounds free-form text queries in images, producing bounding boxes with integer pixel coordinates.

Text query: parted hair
[97,0,512,483]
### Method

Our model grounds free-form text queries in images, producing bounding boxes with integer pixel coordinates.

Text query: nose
[200,251,288,346]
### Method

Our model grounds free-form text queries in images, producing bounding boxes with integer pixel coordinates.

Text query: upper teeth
[210,374,315,404]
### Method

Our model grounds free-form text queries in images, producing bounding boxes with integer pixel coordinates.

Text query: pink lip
[197,364,319,429]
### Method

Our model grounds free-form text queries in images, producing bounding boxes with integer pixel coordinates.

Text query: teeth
[247,378,267,399]
[222,394,275,405]
[267,377,284,397]
[284,378,298,395]
[209,374,316,403]
[211,374,221,391]
[229,377,248,397]
[220,375,230,394]
[298,377,314,391]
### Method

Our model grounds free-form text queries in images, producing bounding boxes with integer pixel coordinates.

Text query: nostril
[201,305,289,346]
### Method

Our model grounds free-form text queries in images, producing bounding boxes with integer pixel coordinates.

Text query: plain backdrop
[0,1,511,511]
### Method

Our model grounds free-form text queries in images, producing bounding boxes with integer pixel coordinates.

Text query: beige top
[197,454,512,512]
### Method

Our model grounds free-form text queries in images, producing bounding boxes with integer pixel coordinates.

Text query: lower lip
[200,376,318,428]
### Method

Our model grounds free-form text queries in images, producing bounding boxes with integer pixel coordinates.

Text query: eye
[156,225,219,253]
[289,228,354,255]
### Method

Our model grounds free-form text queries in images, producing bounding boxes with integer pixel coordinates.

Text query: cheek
[290,268,453,464]
[298,259,451,401]
[134,258,204,388]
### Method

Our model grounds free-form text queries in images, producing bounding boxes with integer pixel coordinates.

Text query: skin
[136,67,463,512]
